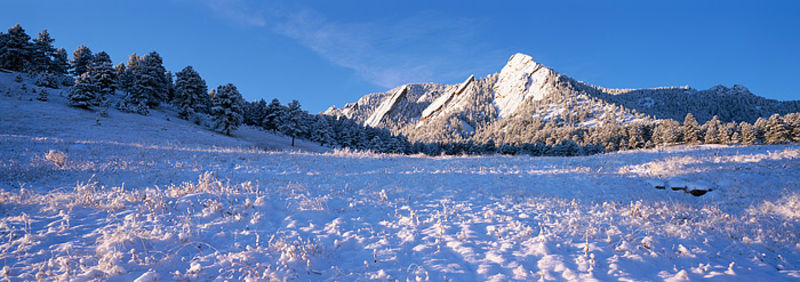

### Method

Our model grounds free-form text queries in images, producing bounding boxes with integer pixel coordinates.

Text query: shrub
[44,149,68,168]
[34,72,59,89]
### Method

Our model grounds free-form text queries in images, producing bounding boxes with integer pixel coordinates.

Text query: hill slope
[0,71,330,155]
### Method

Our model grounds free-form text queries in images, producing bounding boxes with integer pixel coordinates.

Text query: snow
[494,53,558,119]
[2,72,800,280]
[420,75,474,121]
[365,85,407,127]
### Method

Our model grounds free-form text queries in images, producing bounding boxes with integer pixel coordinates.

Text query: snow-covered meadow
[2,78,800,281]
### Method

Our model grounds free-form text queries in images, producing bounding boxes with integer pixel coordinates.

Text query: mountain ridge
[325,53,800,144]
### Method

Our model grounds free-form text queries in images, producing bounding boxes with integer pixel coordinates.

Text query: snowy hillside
[2,72,800,280]
[326,53,800,144]
[0,71,329,155]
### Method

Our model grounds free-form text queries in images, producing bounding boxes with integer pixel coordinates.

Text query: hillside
[326,53,800,144]
[0,71,330,157]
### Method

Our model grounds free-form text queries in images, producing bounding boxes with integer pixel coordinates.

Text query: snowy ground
[2,74,800,281]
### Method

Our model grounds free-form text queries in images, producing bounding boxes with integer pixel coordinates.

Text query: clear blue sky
[4,1,799,112]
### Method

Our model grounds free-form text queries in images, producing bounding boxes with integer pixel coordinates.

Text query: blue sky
[4,1,799,112]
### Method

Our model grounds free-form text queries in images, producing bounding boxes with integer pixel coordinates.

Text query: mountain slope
[326,53,800,144]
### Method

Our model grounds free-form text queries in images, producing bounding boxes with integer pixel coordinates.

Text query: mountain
[325,53,800,144]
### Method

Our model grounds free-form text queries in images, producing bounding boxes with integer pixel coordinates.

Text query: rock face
[365,85,408,127]
[421,75,475,121]
[493,53,559,119]
[325,53,800,143]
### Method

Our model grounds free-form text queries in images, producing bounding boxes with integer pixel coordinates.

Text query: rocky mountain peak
[493,53,560,118]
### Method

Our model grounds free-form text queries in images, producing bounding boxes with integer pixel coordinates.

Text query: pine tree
[210,83,244,136]
[255,99,268,125]
[31,29,55,73]
[784,113,800,143]
[683,113,701,144]
[34,72,59,88]
[368,135,385,152]
[113,62,127,93]
[88,51,115,104]
[117,54,138,94]
[754,117,768,144]
[242,99,265,126]
[116,54,149,114]
[279,100,308,146]
[310,116,333,146]
[68,73,96,108]
[51,48,70,74]
[165,70,175,103]
[173,65,209,118]
[70,45,93,76]
[262,98,284,133]
[652,120,681,146]
[36,88,48,101]
[0,24,33,71]
[137,51,169,106]
[702,115,722,144]
[764,114,789,144]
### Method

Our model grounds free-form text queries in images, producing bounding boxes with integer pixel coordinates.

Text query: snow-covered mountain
[326,53,800,143]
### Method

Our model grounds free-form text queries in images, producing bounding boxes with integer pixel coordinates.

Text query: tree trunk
[291,136,295,147]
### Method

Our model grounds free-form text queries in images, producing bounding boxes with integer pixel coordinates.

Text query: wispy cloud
[201,2,505,88]
[205,0,266,27]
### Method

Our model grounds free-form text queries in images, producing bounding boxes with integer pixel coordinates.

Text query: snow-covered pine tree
[683,113,701,144]
[754,117,768,144]
[0,32,4,66]
[702,115,722,144]
[173,65,209,118]
[88,51,115,104]
[368,135,385,152]
[255,99,268,125]
[116,54,151,114]
[242,99,265,126]
[310,116,333,146]
[51,48,70,74]
[31,30,55,73]
[210,83,244,136]
[34,72,59,89]
[784,113,800,142]
[626,122,646,149]
[764,114,789,144]
[68,73,96,108]
[722,122,738,145]
[279,99,308,146]
[138,51,169,106]
[113,62,127,95]
[36,88,48,101]
[0,24,32,72]
[262,98,284,133]
[165,70,175,103]
[335,121,354,147]
[70,45,93,76]
[652,120,682,146]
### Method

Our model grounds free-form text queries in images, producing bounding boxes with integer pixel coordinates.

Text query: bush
[34,72,60,89]
[36,89,48,101]
[44,149,68,168]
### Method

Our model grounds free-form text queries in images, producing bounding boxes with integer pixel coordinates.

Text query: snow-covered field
[2,75,800,281]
